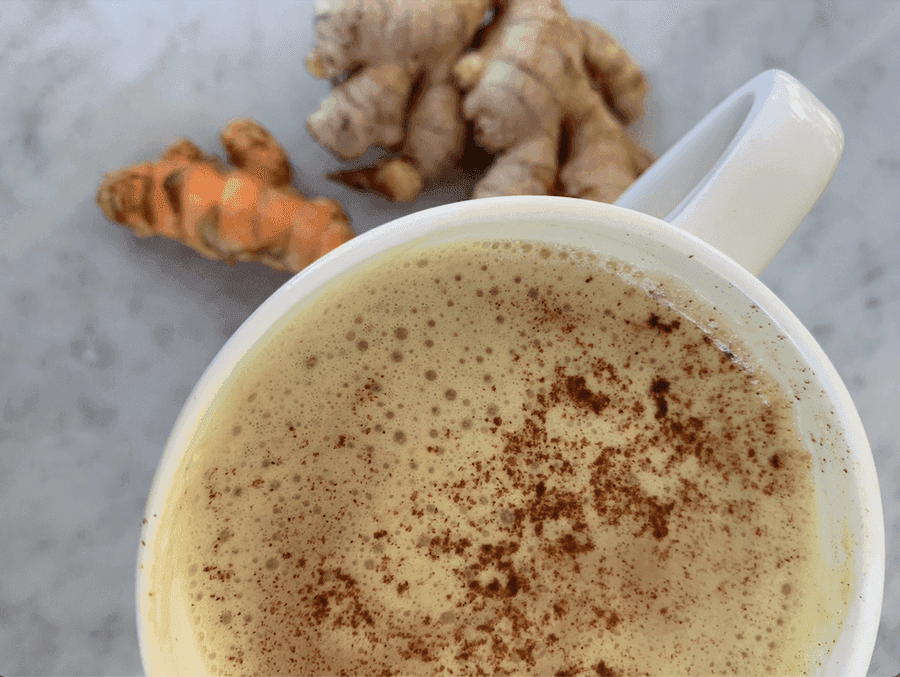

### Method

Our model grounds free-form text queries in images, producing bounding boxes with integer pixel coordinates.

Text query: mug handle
[614,70,843,276]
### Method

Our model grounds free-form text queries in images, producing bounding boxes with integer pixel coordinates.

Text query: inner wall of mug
[139,196,878,675]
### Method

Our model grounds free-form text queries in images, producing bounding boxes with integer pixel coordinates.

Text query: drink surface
[165,238,844,675]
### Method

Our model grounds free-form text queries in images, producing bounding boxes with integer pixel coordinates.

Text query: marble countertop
[1,1,898,674]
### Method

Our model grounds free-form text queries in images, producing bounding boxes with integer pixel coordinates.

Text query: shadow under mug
[137,70,884,675]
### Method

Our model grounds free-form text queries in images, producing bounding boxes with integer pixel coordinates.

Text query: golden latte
[163,239,846,675]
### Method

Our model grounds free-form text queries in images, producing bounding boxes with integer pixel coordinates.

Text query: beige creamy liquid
[169,239,843,675]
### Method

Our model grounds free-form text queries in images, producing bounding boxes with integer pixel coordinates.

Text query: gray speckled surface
[1,1,898,675]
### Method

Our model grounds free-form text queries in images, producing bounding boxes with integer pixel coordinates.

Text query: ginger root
[96,119,354,273]
[306,0,491,201]
[306,0,653,203]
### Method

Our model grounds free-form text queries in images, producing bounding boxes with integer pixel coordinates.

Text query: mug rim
[137,195,884,675]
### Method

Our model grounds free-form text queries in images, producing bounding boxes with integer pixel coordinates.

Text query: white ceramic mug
[138,70,885,675]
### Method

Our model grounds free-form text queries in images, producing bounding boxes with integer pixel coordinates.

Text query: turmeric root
[96,118,354,274]
[306,0,652,203]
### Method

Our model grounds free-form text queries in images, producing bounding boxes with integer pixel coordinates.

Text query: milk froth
[164,239,844,675]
